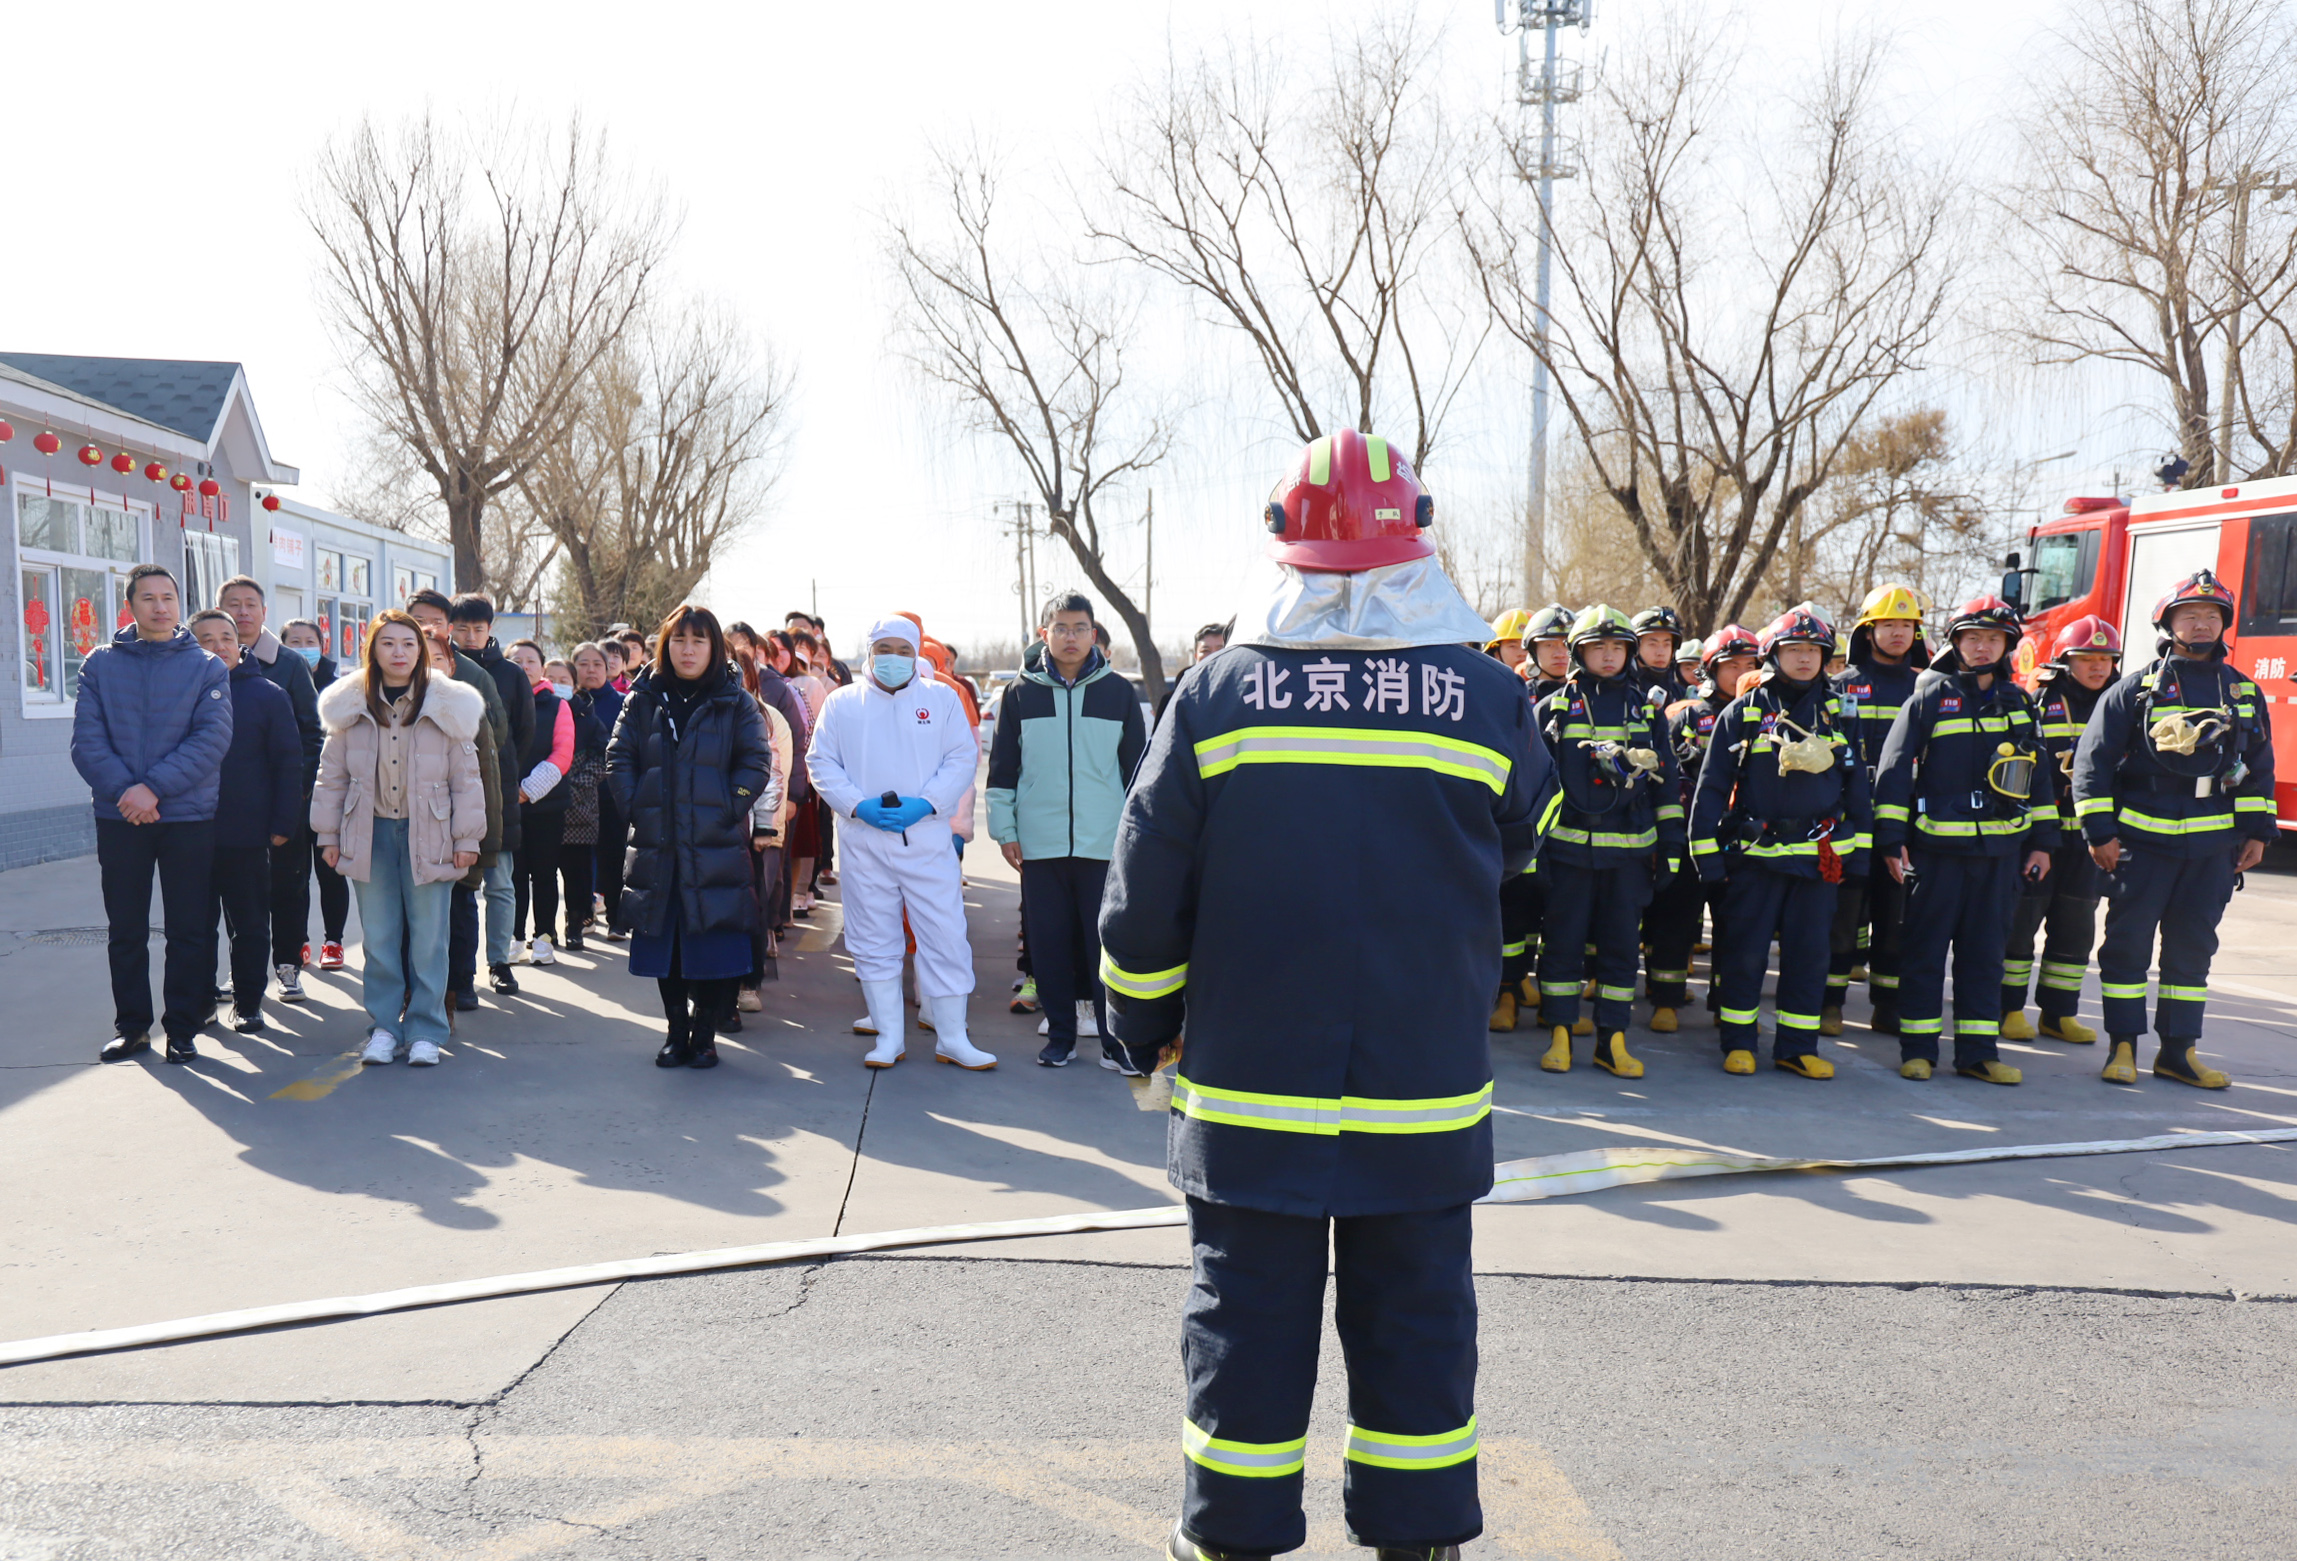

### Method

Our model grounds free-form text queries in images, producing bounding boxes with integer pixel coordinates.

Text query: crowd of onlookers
[73,558,870,1070]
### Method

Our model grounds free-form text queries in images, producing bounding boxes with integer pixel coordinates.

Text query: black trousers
[312,844,350,942]
[2003,841,2101,1020]
[748,844,785,981]
[1536,859,1651,1031]
[97,817,216,1043]
[595,789,628,931]
[1898,849,2018,1066]
[1020,856,1109,1043]
[1497,870,1541,998]
[210,845,273,1016]
[1642,864,1715,1007]
[2099,845,2238,1040]
[559,841,595,935]
[1826,856,1904,1004]
[1716,869,1836,1058]
[513,811,565,941]
[1182,1196,1480,1555]
[451,882,478,992]
[269,822,313,966]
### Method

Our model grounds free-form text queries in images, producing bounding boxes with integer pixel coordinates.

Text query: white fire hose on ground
[2,1128,2290,1369]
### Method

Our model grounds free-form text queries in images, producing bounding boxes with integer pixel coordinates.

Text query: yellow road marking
[268,1049,367,1102]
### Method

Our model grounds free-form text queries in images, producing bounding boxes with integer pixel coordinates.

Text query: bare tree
[2011,0,2297,485]
[1089,12,1485,474]
[1464,21,1952,635]
[308,114,668,591]
[525,305,792,641]
[889,147,1177,700]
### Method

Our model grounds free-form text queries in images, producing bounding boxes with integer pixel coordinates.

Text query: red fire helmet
[2152,568,2235,634]
[1946,594,2024,653]
[1264,429,1435,573]
[2049,614,2121,662]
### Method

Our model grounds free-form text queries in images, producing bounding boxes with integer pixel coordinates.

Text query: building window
[181,530,243,613]
[15,488,147,715]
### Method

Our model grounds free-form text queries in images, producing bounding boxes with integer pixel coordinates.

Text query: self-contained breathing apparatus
[2132,664,2252,799]
[1718,696,1854,882]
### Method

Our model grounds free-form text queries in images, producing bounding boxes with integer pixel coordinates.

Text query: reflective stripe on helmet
[1193,726,1513,793]
[1170,1076,1493,1136]
[1308,436,1333,486]
[1366,436,1393,483]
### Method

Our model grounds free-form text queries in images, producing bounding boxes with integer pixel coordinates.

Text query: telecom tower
[1497,0,1592,604]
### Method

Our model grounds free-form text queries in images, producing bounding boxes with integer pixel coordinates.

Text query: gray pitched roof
[0,353,241,443]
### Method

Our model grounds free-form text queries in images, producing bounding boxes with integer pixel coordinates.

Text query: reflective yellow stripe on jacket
[1172,1076,1492,1136]
[1194,726,1513,794]
[1100,953,1187,1000]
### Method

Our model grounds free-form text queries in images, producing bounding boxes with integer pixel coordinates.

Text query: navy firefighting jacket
[1873,668,2059,857]
[1533,670,1685,869]
[1689,673,1870,883]
[1833,656,1922,774]
[1665,682,1731,799]
[1098,643,1554,1218]
[2070,650,2276,859]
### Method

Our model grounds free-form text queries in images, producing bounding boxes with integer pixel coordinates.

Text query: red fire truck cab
[2019,474,2297,831]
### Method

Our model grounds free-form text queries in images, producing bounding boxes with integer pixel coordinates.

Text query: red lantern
[34,431,60,455]
[197,478,220,498]
[109,451,135,475]
[261,493,281,512]
[0,420,13,442]
[143,462,167,483]
[170,472,192,492]
[77,445,102,466]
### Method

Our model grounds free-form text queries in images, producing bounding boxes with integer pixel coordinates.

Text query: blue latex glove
[887,796,935,831]
[854,798,899,832]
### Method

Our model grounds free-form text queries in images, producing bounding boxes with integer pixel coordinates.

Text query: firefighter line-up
[1476,574,2275,1090]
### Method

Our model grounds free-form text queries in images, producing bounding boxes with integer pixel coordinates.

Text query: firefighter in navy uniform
[1691,607,1871,1077]
[2071,570,2275,1089]
[1486,604,1576,1032]
[1871,595,2058,1083]
[1631,605,1692,707]
[1644,625,1762,1029]
[1484,608,1539,1032]
[1533,605,1685,1075]
[1521,603,1575,701]
[1824,583,1930,1035]
[1099,429,1554,1561]
[1999,616,2121,1045]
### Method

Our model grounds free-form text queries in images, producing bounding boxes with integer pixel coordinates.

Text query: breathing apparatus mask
[1985,742,2038,806]
[1772,717,1837,777]
[1588,739,1664,787]
[2148,709,2230,757]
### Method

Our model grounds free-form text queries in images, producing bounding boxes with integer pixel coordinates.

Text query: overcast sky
[4,0,2117,658]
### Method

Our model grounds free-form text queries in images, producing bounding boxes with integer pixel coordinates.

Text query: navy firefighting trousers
[1498,869,1542,1000]
[1897,849,2017,1066]
[1182,1197,1480,1555]
[2097,845,2237,1040]
[1716,869,1836,1059]
[1536,860,1651,1032]
[1826,857,1904,1007]
[1643,865,1718,1008]
[2003,841,2100,1021]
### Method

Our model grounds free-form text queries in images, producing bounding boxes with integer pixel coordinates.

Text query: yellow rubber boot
[1848,963,1867,985]
[1518,977,1539,1006]
[1818,1005,1844,1037]
[2000,1009,2037,1041]
[1776,1053,1834,1080]
[1650,1006,1679,1034]
[1540,1026,1573,1073]
[1722,1049,1756,1075]
[1899,1058,1933,1080]
[1489,991,1518,1033]
[2100,1038,2139,1084]
[1582,977,1598,1000]
[2154,1042,2230,1090]
[1955,1060,2023,1085]
[1571,1014,1595,1036]
[1593,1032,1644,1079]
[2038,1014,2097,1045]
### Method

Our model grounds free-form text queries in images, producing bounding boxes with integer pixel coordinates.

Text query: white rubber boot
[860,980,905,1068]
[928,994,997,1070]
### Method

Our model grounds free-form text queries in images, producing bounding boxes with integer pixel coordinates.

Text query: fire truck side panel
[2225,509,2297,829]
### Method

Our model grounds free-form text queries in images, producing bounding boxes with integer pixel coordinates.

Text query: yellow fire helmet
[1485,607,1534,654]
[1848,582,1931,667]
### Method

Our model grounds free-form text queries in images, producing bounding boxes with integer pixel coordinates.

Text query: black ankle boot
[656,1013,691,1068]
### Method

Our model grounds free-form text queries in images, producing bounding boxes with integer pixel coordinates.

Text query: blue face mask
[872,653,916,690]
[293,645,322,667]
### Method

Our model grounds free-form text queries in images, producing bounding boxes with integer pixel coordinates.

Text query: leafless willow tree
[1464,22,1952,635]
[889,148,1177,700]
[2012,0,2297,486]
[308,114,667,591]
[1089,13,1485,474]
[523,307,792,641]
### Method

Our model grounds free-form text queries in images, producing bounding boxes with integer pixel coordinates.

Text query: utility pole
[1144,488,1154,647]
[1498,0,1593,606]
[2212,169,2295,484]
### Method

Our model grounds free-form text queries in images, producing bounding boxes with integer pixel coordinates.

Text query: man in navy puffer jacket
[71,563,232,1064]
[190,609,302,1034]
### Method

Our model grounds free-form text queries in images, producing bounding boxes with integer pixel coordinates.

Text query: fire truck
[2016,473,2297,830]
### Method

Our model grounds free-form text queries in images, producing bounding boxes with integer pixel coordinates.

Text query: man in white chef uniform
[806,614,995,1070]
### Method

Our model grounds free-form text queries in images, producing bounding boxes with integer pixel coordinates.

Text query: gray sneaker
[275,963,307,1003]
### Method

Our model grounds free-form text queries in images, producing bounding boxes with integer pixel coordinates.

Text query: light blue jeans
[353,817,454,1046]
[482,851,516,965]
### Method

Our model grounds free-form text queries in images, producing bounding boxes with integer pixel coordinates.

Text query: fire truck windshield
[2031,529,2098,612]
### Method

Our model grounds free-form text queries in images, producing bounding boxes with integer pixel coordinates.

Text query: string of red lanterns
[9,421,291,523]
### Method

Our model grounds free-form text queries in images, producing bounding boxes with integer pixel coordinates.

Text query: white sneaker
[407,1040,442,1066]
[1076,1000,1099,1038]
[1037,1014,1050,1036]
[736,987,762,1013]
[276,964,307,1004]
[512,938,530,963]
[530,936,557,966]
[360,1028,398,1065]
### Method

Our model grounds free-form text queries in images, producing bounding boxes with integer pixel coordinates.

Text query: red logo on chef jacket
[915,706,932,723]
